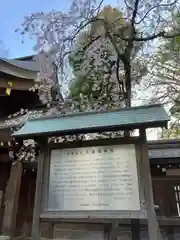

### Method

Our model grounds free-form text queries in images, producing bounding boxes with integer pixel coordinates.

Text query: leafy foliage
[146,12,180,138]
[68,6,147,111]
[158,120,180,139]
[148,41,180,105]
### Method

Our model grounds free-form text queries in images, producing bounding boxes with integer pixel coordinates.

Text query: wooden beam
[1,161,22,238]
[157,217,180,226]
[0,190,3,220]
[31,138,47,240]
[109,220,119,240]
[167,227,174,240]
[0,78,34,91]
[140,128,161,240]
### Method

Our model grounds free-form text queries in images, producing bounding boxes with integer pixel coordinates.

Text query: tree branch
[124,0,139,56]
[74,35,101,61]
[136,0,178,25]
[118,30,180,42]
[116,56,125,97]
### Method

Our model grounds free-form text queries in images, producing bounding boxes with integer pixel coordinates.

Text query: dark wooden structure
[13,104,169,240]
[0,56,40,239]
[150,140,180,218]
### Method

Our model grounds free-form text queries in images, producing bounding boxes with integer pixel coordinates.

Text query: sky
[0,0,70,58]
[0,0,119,58]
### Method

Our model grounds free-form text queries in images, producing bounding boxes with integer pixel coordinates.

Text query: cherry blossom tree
[17,0,180,112]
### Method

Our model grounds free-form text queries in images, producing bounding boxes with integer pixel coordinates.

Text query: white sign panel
[48,144,140,211]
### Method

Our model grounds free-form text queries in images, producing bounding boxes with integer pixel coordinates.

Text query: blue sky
[0,0,118,58]
[0,0,71,58]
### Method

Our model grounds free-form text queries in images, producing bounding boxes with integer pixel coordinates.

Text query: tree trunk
[124,59,141,239]
[124,60,131,108]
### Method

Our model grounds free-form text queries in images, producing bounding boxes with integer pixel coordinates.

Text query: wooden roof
[13,104,169,138]
[0,55,40,90]
[0,57,39,80]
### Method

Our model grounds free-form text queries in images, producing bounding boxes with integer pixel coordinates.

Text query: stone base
[0,236,10,240]
[53,223,106,240]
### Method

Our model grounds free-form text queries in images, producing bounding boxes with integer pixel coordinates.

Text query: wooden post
[0,191,2,212]
[31,138,47,240]
[166,228,174,240]
[1,161,23,238]
[109,220,119,240]
[140,128,161,240]
[0,190,3,225]
[131,219,140,240]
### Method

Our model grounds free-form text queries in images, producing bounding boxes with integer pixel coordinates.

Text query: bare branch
[120,30,180,42]
[124,0,140,57]
[136,0,178,25]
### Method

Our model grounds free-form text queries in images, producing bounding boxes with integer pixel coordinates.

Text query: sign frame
[40,137,147,220]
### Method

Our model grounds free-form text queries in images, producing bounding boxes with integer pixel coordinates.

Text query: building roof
[13,104,169,138]
[14,55,35,61]
[148,139,180,161]
[0,56,39,80]
[149,148,180,159]
[0,58,39,72]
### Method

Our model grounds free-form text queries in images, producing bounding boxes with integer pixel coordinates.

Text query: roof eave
[13,119,169,140]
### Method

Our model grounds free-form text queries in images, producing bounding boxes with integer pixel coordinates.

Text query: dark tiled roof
[149,148,180,159]
[148,139,180,159]
[14,55,35,61]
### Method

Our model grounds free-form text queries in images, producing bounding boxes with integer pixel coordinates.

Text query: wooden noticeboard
[32,136,160,240]
[41,140,147,220]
